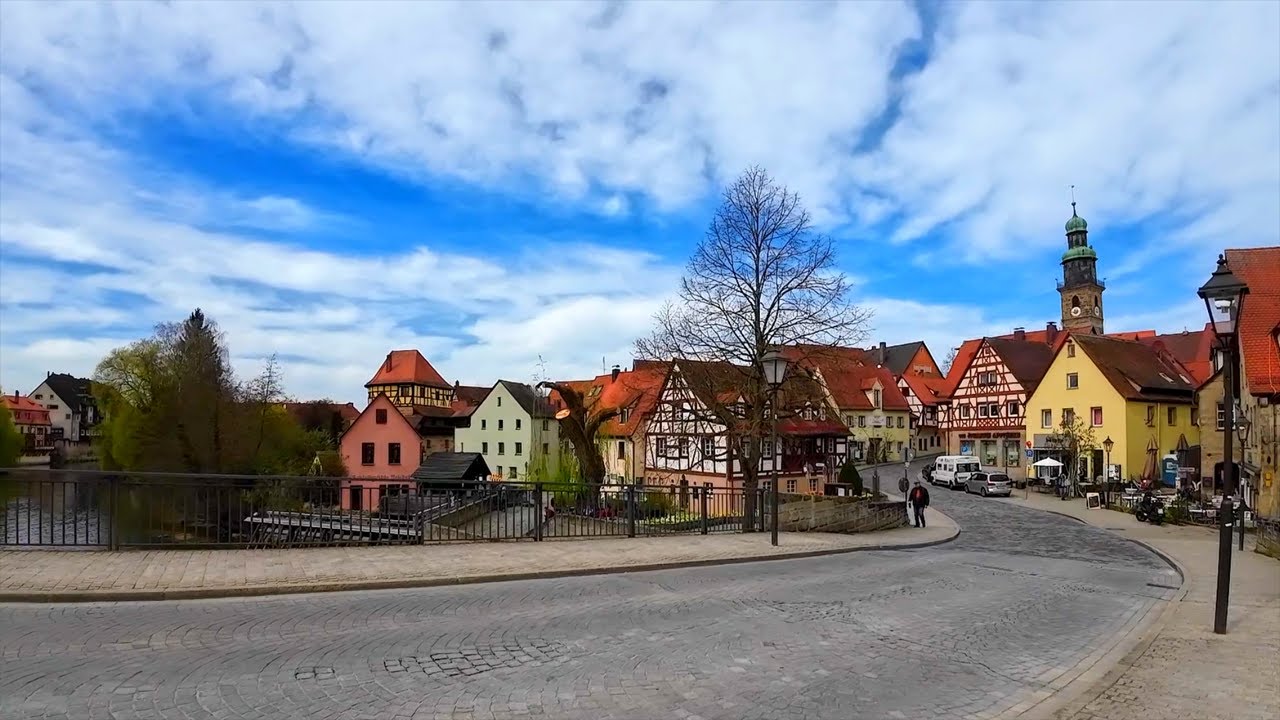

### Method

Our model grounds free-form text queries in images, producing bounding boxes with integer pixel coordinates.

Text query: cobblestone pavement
[0,478,1179,720]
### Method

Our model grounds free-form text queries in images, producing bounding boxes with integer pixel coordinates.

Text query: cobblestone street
[0,484,1180,720]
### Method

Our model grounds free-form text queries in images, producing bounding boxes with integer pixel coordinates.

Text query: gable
[341,394,419,441]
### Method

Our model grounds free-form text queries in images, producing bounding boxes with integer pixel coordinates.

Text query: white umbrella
[1032,458,1064,468]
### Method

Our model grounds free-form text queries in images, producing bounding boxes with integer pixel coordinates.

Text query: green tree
[1,400,23,468]
[1049,414,1098,489]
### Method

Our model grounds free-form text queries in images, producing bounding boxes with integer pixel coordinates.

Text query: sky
[1,0,1278,407]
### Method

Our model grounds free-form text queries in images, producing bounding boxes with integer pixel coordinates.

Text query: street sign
[898,477,909,493]
[1025,449,1033,459]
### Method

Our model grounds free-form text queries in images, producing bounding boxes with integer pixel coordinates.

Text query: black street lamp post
[1198,253,1249,635]
[1102,436,1114,507]
[762,348,789,547]
[1236,405,1251,551]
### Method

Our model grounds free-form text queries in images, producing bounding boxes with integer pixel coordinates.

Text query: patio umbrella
[1032,458,1063,468]
[1141,437,1158,482]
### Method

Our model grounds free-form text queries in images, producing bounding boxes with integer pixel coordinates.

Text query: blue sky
[1,0,1278,406]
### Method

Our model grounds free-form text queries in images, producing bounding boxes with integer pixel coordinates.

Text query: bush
[838,461,863,494]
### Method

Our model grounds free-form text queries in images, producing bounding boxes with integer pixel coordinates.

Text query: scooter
[1135,493,1166,525]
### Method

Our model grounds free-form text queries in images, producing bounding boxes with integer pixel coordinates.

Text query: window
[1063,408,1075,425]
[978,371,997,386]
[33,393,41,399]
[1007,401,1020,416]
[989,403,1000,416]
[1067,342,1076,358]
[701,436,715,460]
[509,467,517,479]
[388,442,402,465]
[515,442,523,456]
[1041,409,1052,428]
[1216,403,1225,431]
[498,419,504,430]
[1091,407,1103,426]
[516,418,522,430]
[497,396,502,407]
[786,479,797,493]
[1146,405,1156,426]
[873,389,882,407]
[617,441,625,459]
[498,442,505,455]
[656,437,668,457]
[375,409,388,424]
[858,415,867,428]
[361,442,375,465]
[979,404,989,418]
[542,420,549,431]
[1167,407,1177,426]
[896,416,904,428]
[673,437,689,458]
[1066,373,1079,389]
[482,441,489,454]
[542,443,549,455]
[1192,407,1200,426]
[481,419,487,430]
[961,405,971,419]
[65,413,71,420]
[47,404,59,410]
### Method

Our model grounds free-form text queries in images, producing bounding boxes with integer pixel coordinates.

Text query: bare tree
[941,346,959,376]
[1048,413,1098,493]
[537,381,618,488]
[635,166,871,526]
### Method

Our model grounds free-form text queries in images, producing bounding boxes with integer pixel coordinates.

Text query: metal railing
[1,469,772,549]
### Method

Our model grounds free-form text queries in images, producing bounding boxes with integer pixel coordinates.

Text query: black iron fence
[0,469,783,549]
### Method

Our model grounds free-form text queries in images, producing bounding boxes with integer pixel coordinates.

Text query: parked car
[966,471,1013,497]
[932,455,981,490]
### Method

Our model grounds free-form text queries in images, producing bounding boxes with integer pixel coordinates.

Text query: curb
[997,503,1191,719]
[0,525,961,604]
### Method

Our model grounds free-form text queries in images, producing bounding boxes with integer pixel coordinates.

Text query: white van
[932,455,982,490]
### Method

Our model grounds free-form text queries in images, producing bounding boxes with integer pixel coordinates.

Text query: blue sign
[1161,455,1179,487]
[1025,449,1033,459]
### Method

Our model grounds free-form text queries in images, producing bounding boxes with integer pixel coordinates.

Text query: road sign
[1025,449,1033,459]
[898,477,909,493]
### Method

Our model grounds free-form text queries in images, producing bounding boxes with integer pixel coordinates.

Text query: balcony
[1056,278,1106,290]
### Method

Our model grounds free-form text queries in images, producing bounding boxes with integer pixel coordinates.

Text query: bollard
[535,483,543,542]
[700,488,709,535]
[626,485,637,538]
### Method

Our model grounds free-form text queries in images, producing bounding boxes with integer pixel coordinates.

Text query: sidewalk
[0,517,958,603]
[997,492,1280,720]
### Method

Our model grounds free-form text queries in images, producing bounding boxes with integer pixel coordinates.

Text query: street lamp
[1102,436,1114,507]
[1198,253,1249,635]
[1235,402,1251,551]
[761,348,789,547]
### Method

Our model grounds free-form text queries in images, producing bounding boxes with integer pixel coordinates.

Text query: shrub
[838,461,863,495]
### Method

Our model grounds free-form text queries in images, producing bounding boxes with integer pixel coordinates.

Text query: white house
[28,372,100,444]
[453,380,562,482]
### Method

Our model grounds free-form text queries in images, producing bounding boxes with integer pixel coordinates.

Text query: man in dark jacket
[908,480,931,528]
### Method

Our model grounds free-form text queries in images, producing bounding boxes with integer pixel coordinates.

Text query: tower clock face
[1071,306,1082,317]
[1093,306,1101,317]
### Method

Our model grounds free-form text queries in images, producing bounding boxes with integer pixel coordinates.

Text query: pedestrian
[908,480,930,528]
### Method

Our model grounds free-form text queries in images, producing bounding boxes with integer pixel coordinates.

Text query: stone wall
[777,494,907,533]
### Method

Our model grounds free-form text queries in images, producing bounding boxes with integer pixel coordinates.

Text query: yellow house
[1025,335,1199,484]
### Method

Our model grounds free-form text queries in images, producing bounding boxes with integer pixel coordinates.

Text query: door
[349,486,363,511]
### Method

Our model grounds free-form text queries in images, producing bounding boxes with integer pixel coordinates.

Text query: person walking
[908,480,930,528]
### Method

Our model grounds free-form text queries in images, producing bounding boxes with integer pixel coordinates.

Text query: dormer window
[873,389,882,408]
[620,407,631,423]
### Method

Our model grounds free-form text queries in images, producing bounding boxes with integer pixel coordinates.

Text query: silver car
[966,471,1012,497]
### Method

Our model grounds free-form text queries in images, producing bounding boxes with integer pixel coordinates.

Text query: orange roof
[1227,247,1280,395]
[900,373,948,407]
[1141,324,1215,386]
[940,338,984,397]
[552,364,670,438]
[2,394,52,423]
[783,346,909,411]
[365,350,450,389]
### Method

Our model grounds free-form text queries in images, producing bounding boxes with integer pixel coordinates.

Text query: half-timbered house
[939,336,1056,482]
[644,360,849,495]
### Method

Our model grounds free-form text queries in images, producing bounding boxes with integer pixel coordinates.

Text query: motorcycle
[1135,493,1166,525]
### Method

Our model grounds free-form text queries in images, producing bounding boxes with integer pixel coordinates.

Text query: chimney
[611,364,621,382]
[1013,327,1026,341]
[46,371,51,378]
[1045,321,1059,346]
[878,341,887,366]
[384,352,393,372]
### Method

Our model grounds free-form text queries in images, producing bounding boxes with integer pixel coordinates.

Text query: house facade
[1,393,53,459]
[454,380,561,482]
[28,373,100,444]
[785,346,912,464]
[337,394,423,510]
[1025,335,1198,486]
[940,336,1054,482]
[644,360,849,495]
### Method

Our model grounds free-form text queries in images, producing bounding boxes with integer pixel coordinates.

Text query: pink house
[338,394,423,511]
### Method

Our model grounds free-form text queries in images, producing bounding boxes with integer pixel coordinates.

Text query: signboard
[870,414,886,428]
[898,477,909,493]
[1025,449,1033,459]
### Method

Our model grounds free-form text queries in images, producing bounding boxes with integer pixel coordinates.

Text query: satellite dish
[555,408,571,420]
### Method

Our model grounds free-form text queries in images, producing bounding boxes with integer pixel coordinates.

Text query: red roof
[555,364,670,438]
[1140,324,1215,386]
[2,394,52,424]
[1227,247,1280,396]
[365,350,450,389]
[900,373,948,407]
[782,346,909,411]
[450,384,491,418]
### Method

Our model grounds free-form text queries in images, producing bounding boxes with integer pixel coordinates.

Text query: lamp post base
[1214,494,1234,634]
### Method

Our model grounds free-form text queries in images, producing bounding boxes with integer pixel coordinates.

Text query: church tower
[1059,200,1104,335]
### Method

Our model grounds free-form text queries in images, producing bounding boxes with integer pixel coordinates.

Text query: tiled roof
[782,346,908,411]
[556,364,670,438]
[449,383,491,418]
[1141,324,1215,386]
[986,337,1057,396]
[671,358,849,435]
[940,338,984,398]
[1073,335,1197,402]
[1,394,51,422]
[279,401,361,426]
[1226,247,1280,396]
[865,341,926,376]
[365,350,451,389]
[39,373,92,414]
[412,452,491,484]
[496,380,559,419]
[900,373,948,407]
